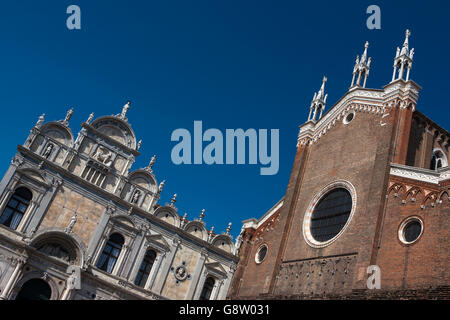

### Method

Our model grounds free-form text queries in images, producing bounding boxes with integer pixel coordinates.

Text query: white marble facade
[0,104,238,300]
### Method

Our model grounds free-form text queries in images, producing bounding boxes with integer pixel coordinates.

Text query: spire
[400,29,411,56]
[307,76,328,122]
[350,41,372,88]
[392,29,415,82]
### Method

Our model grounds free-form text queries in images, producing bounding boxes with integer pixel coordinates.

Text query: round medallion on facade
[398,216,423,245]
[171,261,191,285]
[303,180,357,248]
[255,244,268,264]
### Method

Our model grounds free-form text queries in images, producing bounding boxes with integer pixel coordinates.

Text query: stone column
[60,266,81,300]
[216,266,236,300]
[85,206,114,268]
[17,199,38,233]
[184,248,208,299]
[0,178,20,214]
[392,65,397,82]
[24,179,62,235]
[0,160,21,199]
[0,257,26,300]
[193,271,208,300]
[145,251,166,291]
[113,238,132,276]
[122,231,145,279]
[36,137,48,155]
[211,279,224,300]
[151,235,181,294]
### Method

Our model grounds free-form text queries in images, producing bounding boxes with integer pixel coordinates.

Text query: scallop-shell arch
[128,170,158,194]
[40,122,74,146]
[184,221,208,241]
[154,206,180,227]
[211,234,234,254]
[91,116,137,150]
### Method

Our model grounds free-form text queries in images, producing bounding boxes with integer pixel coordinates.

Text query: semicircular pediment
[91,116,137,149]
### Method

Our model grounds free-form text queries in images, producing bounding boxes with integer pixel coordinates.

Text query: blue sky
[0,1,448,238]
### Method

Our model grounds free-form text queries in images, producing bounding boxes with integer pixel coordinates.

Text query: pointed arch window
[430,149,447,170]
[96,233,124,273]
[0,187,32,230]
[199,276,216,300]
[134,249,157,287]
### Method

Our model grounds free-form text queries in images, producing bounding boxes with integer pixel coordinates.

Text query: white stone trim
[242,199,283,230]
[389,163,450,184]
[297,88,385,146]
[302,180,357,248]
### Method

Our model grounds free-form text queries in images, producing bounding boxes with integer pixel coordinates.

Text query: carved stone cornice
[390,163,449,185]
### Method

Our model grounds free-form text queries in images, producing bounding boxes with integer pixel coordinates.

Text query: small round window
[255,245,268,264]
[343,111,355,125]
[399,217,423,245]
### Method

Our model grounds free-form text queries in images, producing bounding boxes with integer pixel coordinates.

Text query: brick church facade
[228,30,450,299]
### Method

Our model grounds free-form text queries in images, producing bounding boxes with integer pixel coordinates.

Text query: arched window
[134,249,157,287]
[430,149,448,170]
[0,187,32,230]
[96,233,124,273]
[199,276,215,300]
[15,279,51,300]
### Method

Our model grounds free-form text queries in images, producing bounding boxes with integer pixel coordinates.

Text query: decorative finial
[208,226,215,241]
[86,113,94,124]
[120,101,131,119]
[147,155,156,171]
[199,209,205,221]
[181,213,188,228]
[158,180,165,193]
[226,222,232,235]
[170,193,177,206]
[137,140,142,151]
[36,114,45,128]
[64,108,74,125]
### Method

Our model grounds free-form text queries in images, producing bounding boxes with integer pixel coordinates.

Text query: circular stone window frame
[398,216,424,245]
[343,110,356,125]
[255,244,268,264]
[302,180,357,248]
